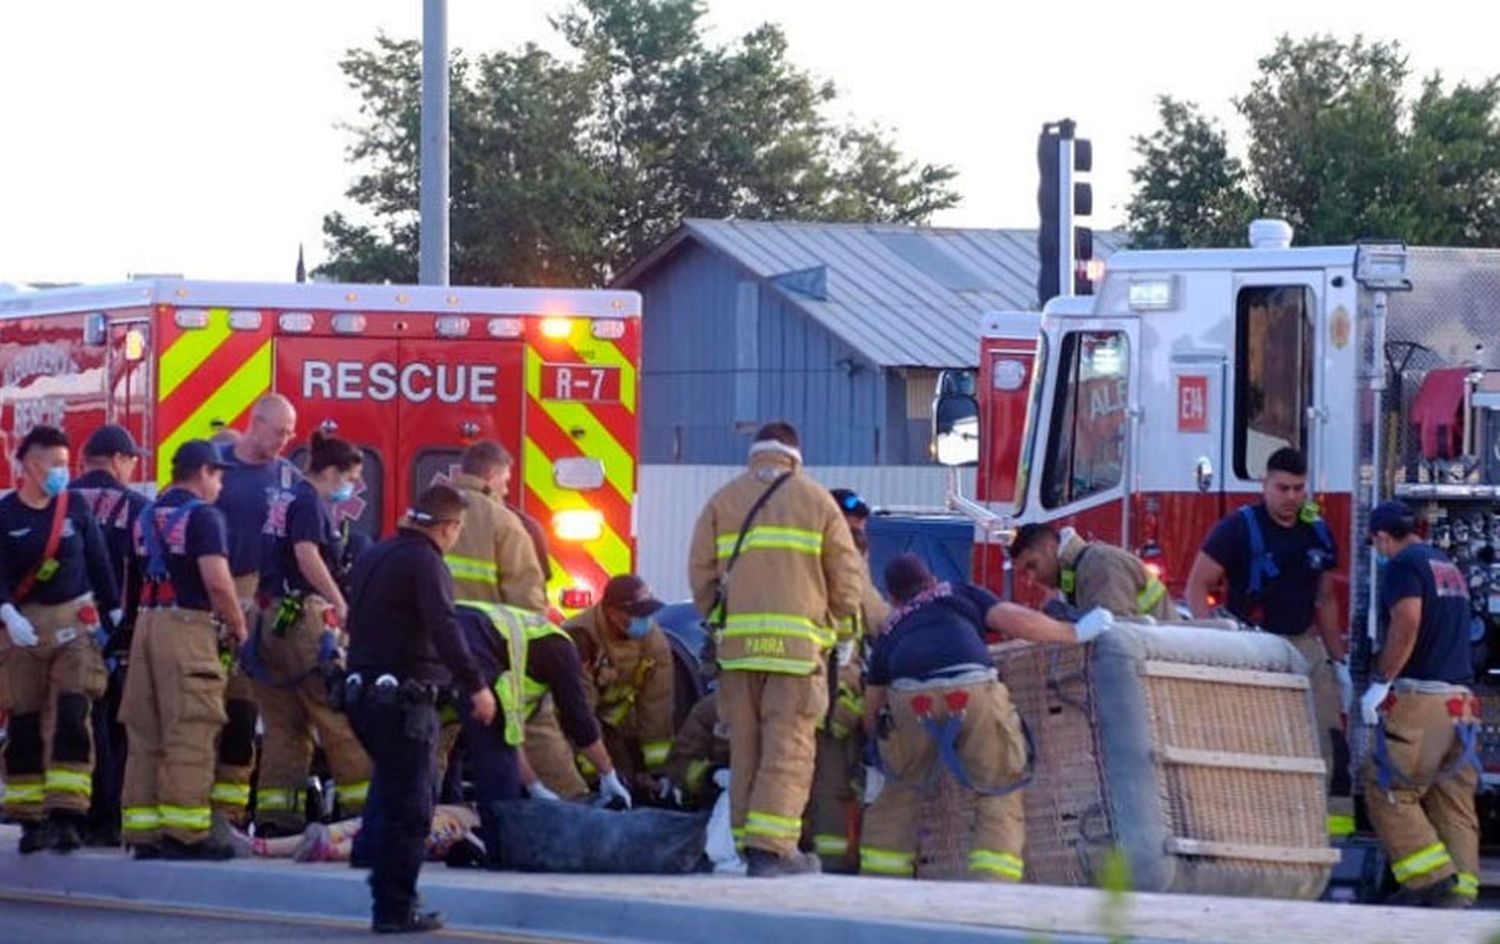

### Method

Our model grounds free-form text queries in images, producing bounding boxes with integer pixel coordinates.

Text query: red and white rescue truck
[934,221,1500,781]
[0,279,642,613]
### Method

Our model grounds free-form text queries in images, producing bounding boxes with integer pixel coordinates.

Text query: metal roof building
[615,219,1126,465]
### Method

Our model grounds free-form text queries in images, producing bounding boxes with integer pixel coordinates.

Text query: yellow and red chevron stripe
[523,320,638,608]
[154,307,272,486]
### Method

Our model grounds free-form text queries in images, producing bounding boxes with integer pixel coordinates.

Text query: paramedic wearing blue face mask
[563,574,675,802]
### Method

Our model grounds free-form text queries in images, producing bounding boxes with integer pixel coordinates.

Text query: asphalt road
[0,892,572,943]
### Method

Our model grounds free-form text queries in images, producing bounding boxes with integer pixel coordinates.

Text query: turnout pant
[1364,689,1481,901]
[253,596,371,831]
[119,607,227,845]
[350,698,440,925]
[718,669,827,858]
[524,700,589,799]
[804,729,861,871]
[1288,632,1355,836]
[0,596,108,821]
[213,575,263,824]
[85,653,129,841]
[860,679,1027,882]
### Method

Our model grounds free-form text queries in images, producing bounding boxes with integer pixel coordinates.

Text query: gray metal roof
[614,219,1127,368]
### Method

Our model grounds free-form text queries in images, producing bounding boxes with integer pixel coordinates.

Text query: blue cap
[1369,500,1417,536]
[83,424,142,458]
[172,439,232,473]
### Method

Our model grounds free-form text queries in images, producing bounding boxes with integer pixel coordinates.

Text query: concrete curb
[0,850,1116,944]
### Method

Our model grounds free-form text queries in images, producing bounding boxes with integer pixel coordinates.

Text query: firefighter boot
[745,847,823,877]
[119,610,163,849]
[720,670,827,861]
[214,671,259,825]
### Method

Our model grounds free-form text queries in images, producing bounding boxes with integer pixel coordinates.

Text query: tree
[318,0,959,285]
[1127,34,1500,248]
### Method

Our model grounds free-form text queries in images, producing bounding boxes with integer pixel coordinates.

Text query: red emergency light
[560,587,594,610]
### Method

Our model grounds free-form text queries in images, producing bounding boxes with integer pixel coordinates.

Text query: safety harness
[870,685,1036,797]
[1241,503,1335,598]
[140,498,205,605]
[1371,691,1483,794]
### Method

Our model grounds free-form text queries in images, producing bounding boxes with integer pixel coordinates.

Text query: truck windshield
[1041,331,1129,509]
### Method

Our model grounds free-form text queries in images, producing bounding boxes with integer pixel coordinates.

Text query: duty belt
[339,672,450,708]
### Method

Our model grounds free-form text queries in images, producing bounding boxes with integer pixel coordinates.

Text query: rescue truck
[0,279,641,612]
[933,220,1500,794]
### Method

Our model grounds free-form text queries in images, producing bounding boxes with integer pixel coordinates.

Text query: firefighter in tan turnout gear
[564,574,675,795]
[859,554,1110,881]
[1364,501,1482,908]
[1009,523,1177,622]
[120,440,246,859]
[689,422,864,877]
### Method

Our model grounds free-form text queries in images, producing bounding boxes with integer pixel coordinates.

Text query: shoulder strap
[12,491,71,604]
[1059,546,1091,603]
[1239,505,1269,597]
[142,500,205,582]
[709,472,793,626]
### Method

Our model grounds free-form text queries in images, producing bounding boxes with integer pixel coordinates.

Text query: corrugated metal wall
[636,463,976,602]
[635,242,925,466]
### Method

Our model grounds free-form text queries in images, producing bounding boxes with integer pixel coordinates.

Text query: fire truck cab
[0,279,641,612]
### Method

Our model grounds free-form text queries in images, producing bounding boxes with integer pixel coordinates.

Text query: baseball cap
[83,424,143,459]
[172,439,233,474]
[602,574,665,618]
[831,488,870,519]
[1368,500,1417,537]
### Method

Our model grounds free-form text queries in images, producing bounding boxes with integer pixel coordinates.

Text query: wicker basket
[915,621,1337,898]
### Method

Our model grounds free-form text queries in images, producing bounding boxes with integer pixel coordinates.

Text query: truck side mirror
[932,370,980,467]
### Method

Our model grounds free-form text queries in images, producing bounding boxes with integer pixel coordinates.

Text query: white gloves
[863,766,886,804]
[1331,660,1354,715]
[655,777,685,808]
[711,768,731,791]
[108,608,124,629]
[835,640,854,668]
[599,769,633,810]
[1,602,38,647]
[1361,680,1392,727]
[1074,607,1115,643]
[527,780,560,802]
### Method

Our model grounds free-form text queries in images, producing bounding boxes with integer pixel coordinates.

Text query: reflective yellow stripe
[1392,842,1452,883]
[211,782,251,807]
[723,613,835,647]
[445,555,500,582]
[256,787,302,812]
[156,338,272,488]
[685,759,712,793]
[44,769,93,796]
[643,741,671,769]
[1455,871,1480,898]
[716,526,824,558]
[159,307,232,401]
[814,834,849,856]
[719,656,821,674]
[158,804,212,831]
[970,849,1025,879]
[122,807,161,832]
[860,846,915,876]
[337,781,370,804]
[745,811,802,838]
[1326,814,1356,838]
[1137,577,1167,614]
[4,782,45,805]
[462,600,535,748]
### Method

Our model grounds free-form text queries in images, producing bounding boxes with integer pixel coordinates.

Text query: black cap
[601,574,665,618]
[1369,500,1417,537]
[83,424,142,459]
[831,488,870,519]
[172,439,232,474]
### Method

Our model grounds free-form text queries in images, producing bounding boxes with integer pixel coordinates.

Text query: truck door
[1228,274,1319,494]
[1032,322,1139,546]
[106,319,152,478]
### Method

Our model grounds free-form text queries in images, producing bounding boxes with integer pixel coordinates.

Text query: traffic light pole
[1055,128,1077,301]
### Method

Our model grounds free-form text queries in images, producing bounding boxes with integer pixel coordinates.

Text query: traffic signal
[1036,119,1094,307]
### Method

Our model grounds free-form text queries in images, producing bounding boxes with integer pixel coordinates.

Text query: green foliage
[318,0,958,286]
[1128,34,1500,248]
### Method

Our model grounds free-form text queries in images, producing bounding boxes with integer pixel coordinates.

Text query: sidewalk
[0,830,1495,943]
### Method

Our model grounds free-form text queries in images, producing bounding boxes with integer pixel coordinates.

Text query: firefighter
[1363,501,1481,908]
[804,488,889,872]
[859,554,1110,881]
[249,430,372,835]
[564,574,674,798]
[212,393,300,825]
[1008,523,1177,622]
[453,601,630,828]
[1184,447,1355,837]
[71,424,150,846]
[660,690,730,810]
[0,424,121,853]
[688,421,864,877]
[343,485,497,934]
[120,440,247,860]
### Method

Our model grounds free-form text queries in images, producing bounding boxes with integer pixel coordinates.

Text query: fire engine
[934,220,1500,786]
[0,279,641,612]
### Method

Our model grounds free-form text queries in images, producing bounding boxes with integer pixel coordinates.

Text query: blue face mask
[43,466,68,497]
[1375,552,1390,568]
[331,482,355,503]
[626,616,653,639]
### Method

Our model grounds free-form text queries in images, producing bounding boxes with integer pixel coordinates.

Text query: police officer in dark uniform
[71,423,150,845]
[343,485,496,934]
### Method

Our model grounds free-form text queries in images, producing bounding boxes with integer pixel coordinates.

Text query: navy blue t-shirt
[133,488,229,612]
[867,583,996,686]
[1380,544,1473,684]
[1201,503,1337,636]
[261,480,340,598]
[72,469,150,623]
[214,446,300,579]
[0,489,120,610]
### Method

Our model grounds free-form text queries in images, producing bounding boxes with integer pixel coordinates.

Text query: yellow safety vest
[458,600,571,747]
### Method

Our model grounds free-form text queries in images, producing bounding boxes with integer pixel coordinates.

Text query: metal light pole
[419,0,450,286]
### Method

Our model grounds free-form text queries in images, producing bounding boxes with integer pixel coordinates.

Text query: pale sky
[2,0,1497,285]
